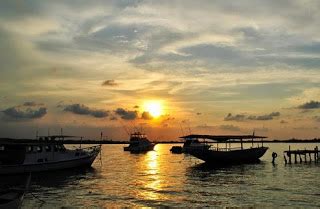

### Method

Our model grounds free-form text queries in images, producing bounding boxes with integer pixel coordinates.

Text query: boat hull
[0,154,99,175]
[124,144,155,153]
[0,191,24,209]
[186,147,268,165]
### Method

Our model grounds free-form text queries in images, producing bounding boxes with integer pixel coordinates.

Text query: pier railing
[284,146,319,164]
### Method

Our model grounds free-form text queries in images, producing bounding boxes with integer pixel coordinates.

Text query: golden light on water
[143,101,163,118]
[139,147,163,200]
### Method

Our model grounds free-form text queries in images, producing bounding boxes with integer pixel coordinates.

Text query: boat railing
[76,145,101,153]
[210,147,242,151]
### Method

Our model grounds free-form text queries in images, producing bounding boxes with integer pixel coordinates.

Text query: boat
[0,136,101,175]
[0,173,31,209]
[123,132,155,153]
[170,137,210,154]
[180,134,268,165]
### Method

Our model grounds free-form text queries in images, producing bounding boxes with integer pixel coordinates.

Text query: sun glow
[144,101,163,118]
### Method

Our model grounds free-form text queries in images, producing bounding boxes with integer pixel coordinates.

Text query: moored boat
[170,138,210,154]
[0,136,101,175]
[124,132,155,153]
[180,134,268,165]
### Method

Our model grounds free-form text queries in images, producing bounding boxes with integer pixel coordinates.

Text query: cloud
[22,101,44,107]
[248,112,280,121]
[224,113,246,122]
[133,105,139,109]
[141,111,153,120]
[219,124,241,131]
[110,116,118,121]
[280,120,288,124]
[298,100,320,109]
[225,112,280,121]
[2,106,47,120]
[101,80,119,86]
[114,108,137,120]
[64,104,108,118]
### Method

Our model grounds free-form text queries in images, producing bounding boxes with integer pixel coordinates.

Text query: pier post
[284,155,287,164]
[294,154,297,164]
[304,153,307,163]
[309,153,312,163]
[289,153,291,164]
[299,154,302,163]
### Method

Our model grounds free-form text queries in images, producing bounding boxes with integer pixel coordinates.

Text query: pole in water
[272,152,277,164]
[284,155,287,164]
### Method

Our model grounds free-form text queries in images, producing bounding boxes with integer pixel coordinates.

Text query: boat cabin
[180,134,267,151]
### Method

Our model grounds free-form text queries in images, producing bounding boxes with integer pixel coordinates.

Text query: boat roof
[180,134,267,142]
[0,136,77,145]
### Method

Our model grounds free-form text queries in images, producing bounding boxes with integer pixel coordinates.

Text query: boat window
[54,145,59,152]
[37,146,42,153]
[75,152,80,156]
[0,146,4,151]
[45,146,51,152]
[26,146,32,153]
[37,159,43,163]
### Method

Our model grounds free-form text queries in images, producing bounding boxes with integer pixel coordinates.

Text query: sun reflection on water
[139,147,163,201]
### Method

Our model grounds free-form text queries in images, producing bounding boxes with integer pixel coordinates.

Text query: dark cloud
[280,120,288,124]
[64,104,108,118]
[2,106,47,120]
[101,80,119,86]
[141,111,153,120]
[133,105,139,109]
[114,108,137,120]
[225,112,280,121]
[224,113,246,122]
[196,112,202,115]
[248,112,280,120]
[298,100,320,109]
[219,124,241,131]
[22,101,44,107]
[110,116,118,121]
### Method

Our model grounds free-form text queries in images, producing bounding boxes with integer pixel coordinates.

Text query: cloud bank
[64,104,109,118]
[225,112,280,121]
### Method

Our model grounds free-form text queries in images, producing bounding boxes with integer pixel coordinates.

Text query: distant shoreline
[0,138,319,144]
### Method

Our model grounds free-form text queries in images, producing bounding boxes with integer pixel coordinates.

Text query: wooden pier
[284,146,319,164]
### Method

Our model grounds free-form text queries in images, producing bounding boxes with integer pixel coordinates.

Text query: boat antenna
[61,128,63,140]
[188,123,192,135]
[119,120,130,136]
[36,130,39,140]
[252,129,255,147]
[179,123,185,136]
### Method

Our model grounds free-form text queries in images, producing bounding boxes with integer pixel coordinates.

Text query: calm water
[14,143,320,208]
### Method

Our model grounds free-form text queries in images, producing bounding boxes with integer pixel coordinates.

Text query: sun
[144,101,163,118]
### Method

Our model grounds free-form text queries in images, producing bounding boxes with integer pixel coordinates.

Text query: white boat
[170,138,210,154]
[123,132,155,153]
[0,174,31,209]
[0,136,101,175]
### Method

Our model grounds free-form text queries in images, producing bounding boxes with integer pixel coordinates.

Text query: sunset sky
[0,0,319,140]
